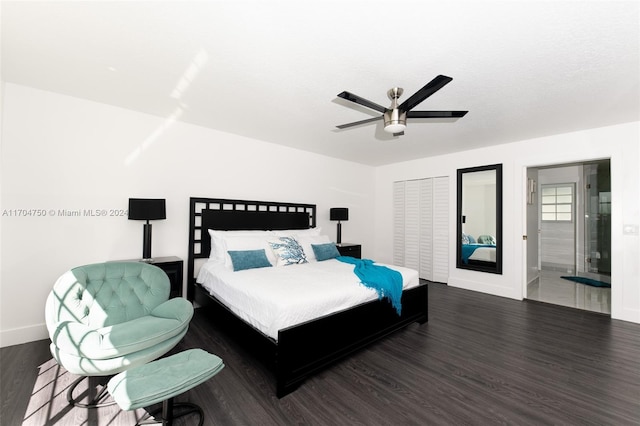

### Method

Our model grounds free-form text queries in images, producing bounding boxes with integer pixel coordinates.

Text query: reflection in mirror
[457,164,503,274]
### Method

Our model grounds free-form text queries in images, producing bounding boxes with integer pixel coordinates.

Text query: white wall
[3,83,639,348]
[0,83,375,347]
[374,121,640,324]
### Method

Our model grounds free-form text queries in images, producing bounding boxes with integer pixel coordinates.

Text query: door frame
[522,159,612,312]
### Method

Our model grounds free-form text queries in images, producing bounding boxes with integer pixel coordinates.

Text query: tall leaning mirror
[456,163,503,274]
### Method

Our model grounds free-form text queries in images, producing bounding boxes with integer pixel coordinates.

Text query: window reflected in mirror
[457,164,503,274]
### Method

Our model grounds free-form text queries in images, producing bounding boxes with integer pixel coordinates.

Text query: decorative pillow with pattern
[462,233,470,245]
[269,236,308,266]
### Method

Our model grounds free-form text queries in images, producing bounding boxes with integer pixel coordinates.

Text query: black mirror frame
[456,163,503,274]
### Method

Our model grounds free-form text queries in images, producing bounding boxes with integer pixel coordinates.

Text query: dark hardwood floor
[2,282,639,425]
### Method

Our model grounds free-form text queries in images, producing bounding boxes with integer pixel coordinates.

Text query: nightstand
[115,256,183,298]
[150,256,183,298]
[336,243,361,259]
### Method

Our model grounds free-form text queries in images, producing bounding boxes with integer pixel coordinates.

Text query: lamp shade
[330,207,348,221]
[128,198,166,221]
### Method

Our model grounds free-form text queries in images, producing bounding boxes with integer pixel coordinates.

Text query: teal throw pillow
[311,243,341,261]
[227,249,272,271]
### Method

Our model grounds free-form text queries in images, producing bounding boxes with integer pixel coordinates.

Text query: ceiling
[2,1,639,166]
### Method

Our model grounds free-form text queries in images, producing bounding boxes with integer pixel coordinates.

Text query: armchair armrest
[50,321,103,359]
[151,297,194,323]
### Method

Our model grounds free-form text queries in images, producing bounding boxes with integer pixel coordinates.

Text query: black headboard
[187,197,316,300]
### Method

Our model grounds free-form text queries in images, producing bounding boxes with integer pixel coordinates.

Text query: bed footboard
[276,283,428,397]
[194,282,428,397]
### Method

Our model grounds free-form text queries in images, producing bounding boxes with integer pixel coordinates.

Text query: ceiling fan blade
[337,91,387,113]
[407,110,468,118]
[398,75,453,113]
[336,116,382,129]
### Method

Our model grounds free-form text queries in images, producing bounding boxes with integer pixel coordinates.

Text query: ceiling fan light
[383,108,407,133]
[384,122,406,133]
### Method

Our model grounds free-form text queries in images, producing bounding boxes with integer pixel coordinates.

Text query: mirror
[457,164,503,274]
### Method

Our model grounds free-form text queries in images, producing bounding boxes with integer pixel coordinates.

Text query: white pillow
[296,234,332,262]
[208,229,274,264]
[272,227,322,237]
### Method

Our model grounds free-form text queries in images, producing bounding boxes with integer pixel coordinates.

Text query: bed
[187,197,429,398]
[462,244,496,263]
[461,233,497,267]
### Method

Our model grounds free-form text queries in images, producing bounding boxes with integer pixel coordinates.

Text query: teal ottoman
[108,349,224,426]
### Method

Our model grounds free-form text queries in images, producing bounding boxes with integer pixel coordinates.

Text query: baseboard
[0,323,48,348]
[448,277,522,300]
[613,306,640,324]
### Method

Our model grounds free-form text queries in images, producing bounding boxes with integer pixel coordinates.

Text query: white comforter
[196,259,419,340]
[468,246,496,262]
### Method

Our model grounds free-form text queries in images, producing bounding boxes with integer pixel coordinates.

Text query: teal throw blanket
[336,256,403,315]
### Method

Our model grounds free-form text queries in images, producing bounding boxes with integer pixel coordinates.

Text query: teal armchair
[45,261,193,407]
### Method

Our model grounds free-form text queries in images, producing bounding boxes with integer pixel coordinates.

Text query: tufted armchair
[45,261,194,407]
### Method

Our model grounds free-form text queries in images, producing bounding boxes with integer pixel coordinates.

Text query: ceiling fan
[336,75,468,136]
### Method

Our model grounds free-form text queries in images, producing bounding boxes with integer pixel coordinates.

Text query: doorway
[526,160,611,314]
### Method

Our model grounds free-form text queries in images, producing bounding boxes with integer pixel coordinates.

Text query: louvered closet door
[419,179,433,280]
[403,180,421,272]
[432,176,449,283]
[393,177,449,283]
[393,181,405,266]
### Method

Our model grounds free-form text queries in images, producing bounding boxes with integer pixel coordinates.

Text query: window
[541,184,573,221]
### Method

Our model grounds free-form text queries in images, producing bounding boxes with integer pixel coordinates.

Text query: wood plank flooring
[2,282,639,425]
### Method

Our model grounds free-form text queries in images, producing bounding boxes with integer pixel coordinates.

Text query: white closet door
[403,180,421,272]
[419,179,434,280]
[432,176,449,283]
[393,177,449,283]
[393,181,405,266]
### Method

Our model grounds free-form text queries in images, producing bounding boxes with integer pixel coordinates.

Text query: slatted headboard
[187,197,316,300]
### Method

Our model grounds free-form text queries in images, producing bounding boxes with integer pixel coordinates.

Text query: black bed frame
[187,197,429,397]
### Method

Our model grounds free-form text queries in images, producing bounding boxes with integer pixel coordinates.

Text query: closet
[393,177,449,283]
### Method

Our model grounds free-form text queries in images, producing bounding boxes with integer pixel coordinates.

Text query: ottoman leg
[172,402,204,426]
[162,397,173,425]
[67,376,117,409]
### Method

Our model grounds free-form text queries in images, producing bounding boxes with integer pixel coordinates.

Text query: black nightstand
[150,256,183,298]
[116,256,183,298]
[336,243,361,259]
